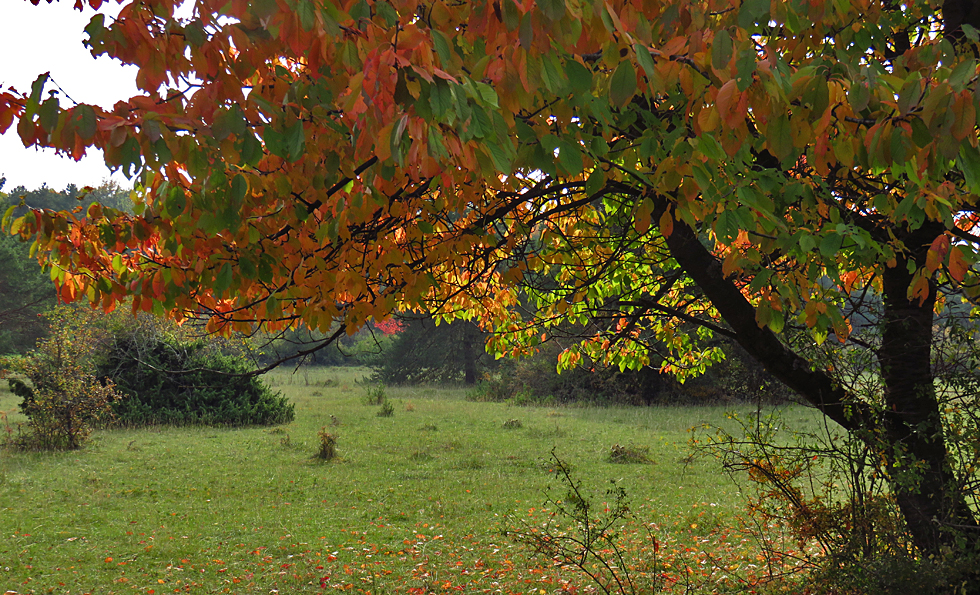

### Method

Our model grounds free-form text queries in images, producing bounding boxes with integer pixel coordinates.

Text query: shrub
[508,449,651,595]
[61,311,295,427]
[101,325,294,427]
[3,307,120,450]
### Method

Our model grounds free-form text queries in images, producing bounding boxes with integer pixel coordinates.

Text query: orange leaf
[949,245,970,283]
[659,209,674,238]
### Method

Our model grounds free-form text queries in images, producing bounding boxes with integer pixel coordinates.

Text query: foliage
[7,0,980,565]
[99,315,294,427]
[697,404,980,592]
[2,307,120,450]
[0,181,133,356]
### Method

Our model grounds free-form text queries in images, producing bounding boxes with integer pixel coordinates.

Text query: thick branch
[653,197,873,432]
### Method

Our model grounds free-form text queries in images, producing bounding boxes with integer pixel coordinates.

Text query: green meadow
[0,367,821,594]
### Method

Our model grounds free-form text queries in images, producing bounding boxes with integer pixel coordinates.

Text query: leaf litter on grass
[0,368,821,594]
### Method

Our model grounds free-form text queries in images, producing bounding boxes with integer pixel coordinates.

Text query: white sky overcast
[0,0,139,192]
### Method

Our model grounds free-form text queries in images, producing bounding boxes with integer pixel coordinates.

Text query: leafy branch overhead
[6,0,980,559]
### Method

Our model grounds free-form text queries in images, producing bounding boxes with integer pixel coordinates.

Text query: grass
[0,367,823,594]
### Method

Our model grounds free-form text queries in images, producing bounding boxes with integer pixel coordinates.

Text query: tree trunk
[879,251,979,551]
[656,203,979,555]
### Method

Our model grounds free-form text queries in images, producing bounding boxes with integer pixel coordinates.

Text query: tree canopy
[5,0,980,562]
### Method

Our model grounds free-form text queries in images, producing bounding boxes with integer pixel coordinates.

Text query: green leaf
[715,210,739,243]
[501,0,520,30]
[486,140,514,173]
[557,138,583,175]
[819,232,843,257]
[258,255,275,283]
[565,60,593,95]
[734,49,756,91]
[431,30,453,67]
[519,12,533,49]
[240,133,264,166]
[585,167,606,196]
[609,61,637,108]
[375,0,398,26]
[183,20,206,47]
[214,262,233,295]
[540,54,567,94]
[120,136,142,178]
[962,23,979,42]
[536,0,565,21]
[284,120,306,162]
[848,81,870,113]
[958,143,980,193]
[297,0,316,30]
[633,44,658,81]
[737,0,770,29]
[697,134,726,161]
[230,174,248,203]
[712,29,732,71]
[38,97,59,132]
[767,309,785,333]
[263,127,285,159]
[767,114,793,161]
[429,79,453,117]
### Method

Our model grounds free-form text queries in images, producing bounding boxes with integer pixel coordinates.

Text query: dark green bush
[99,334,293,427]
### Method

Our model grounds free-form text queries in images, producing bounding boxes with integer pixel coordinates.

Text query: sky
[0,0,139,192]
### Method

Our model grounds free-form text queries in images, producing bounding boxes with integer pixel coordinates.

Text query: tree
[4,0,980,563]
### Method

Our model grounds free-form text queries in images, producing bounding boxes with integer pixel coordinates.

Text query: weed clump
[315,427,337,461]
[363,384,386,405]
[608,443,652,464]
[377,400,395,417]
[502,418,523,429]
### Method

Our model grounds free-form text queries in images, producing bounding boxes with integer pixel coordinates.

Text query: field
[0,367,820,594]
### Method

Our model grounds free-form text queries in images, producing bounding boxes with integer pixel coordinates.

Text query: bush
[100,321,294,427]
[3,307,120,450]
